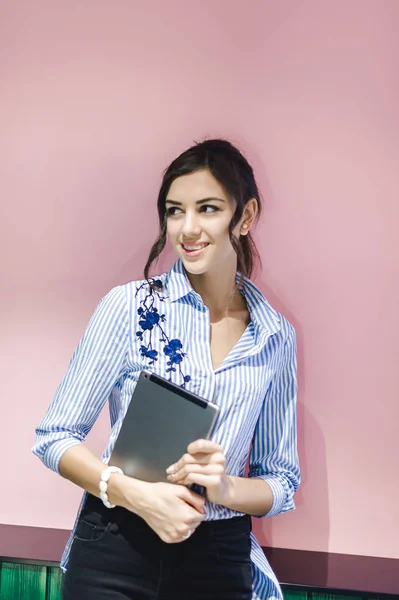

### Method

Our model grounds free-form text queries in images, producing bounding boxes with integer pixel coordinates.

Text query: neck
[186,262,245,319]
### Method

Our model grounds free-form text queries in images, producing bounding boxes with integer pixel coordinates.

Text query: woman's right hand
[58,446,205,544]
[122,479,206,543]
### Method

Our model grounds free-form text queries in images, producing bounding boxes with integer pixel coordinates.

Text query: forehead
[166,169,229,203]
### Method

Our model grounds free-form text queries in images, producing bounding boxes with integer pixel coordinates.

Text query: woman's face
[165,169,251,277]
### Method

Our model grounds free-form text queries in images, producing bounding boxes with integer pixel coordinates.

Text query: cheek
[218,229,234,248]
[208,217,232,241]
[209,228,231,247]
[166,221,179,241]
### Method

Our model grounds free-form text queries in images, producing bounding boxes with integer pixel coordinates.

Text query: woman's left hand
[166,439,231,506]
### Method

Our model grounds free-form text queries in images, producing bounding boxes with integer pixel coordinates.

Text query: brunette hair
[144,139,262,283]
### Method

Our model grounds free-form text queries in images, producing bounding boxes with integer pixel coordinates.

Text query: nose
[181,211,201,238]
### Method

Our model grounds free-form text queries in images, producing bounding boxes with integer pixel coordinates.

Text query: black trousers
[62,494,253,600]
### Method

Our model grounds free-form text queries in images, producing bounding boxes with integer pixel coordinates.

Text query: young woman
[33,139,300,600]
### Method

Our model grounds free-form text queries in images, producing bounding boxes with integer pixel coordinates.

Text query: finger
[189,452,226,466]
[187,439,223,455]
[179,488,206,513]
[167,451,225,476]
[179,473,222,488]
[168,465,222,485]
[168,463,224,483]
[166,453,197,475]
[187,515,204,528]
[176,524,196,538]
[185,512,205,532]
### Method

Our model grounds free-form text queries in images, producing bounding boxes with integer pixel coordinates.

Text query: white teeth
[182,244,207,250]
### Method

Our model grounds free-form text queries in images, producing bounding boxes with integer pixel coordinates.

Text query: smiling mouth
[181,242,209,255]
[181,243,208,250]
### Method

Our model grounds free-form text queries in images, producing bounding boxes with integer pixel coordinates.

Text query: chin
[181,260,209,276]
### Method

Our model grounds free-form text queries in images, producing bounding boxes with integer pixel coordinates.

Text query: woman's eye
[166,206,182,216]
[166,204,218,216]
[200,205,219,213]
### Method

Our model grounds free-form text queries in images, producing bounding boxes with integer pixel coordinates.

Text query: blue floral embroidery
[135,280,191,387]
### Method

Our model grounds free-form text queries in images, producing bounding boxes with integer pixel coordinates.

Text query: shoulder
[244,277,296,346]
[260,306,296,362]
[100,272,170,315]
[120,272,169,303]
[91,284,129,317]
[276,312,296,345]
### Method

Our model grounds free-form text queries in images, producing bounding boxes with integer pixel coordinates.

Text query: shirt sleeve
[32,286,129,474]
[248,323,300,517]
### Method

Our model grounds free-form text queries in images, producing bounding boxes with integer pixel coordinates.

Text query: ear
[239,199,258,236]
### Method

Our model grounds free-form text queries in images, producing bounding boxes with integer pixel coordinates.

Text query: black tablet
[109,370,220,483]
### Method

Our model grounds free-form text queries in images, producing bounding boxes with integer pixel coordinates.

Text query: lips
[181,243,209,251]
[180,242,209,257]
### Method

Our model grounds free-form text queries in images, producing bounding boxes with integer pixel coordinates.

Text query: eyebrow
[165,197,226,206]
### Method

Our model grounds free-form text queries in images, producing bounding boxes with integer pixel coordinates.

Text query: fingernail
[166,465,175,474]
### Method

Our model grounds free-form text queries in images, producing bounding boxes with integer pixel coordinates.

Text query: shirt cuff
[43,437,82,474]
[251,473,287,517]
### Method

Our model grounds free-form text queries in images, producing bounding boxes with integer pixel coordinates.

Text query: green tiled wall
[0,563,59,600]
[0,561,385,600]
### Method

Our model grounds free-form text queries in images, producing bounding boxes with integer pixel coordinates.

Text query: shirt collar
[164,259,281,336]
[164,259,194,302]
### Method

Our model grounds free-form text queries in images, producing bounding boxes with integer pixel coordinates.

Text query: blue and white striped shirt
[33,259,300,600]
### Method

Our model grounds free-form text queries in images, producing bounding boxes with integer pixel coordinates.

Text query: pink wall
[1,1,398,560]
